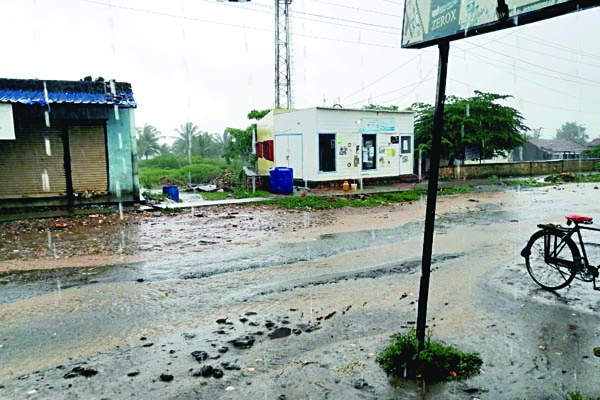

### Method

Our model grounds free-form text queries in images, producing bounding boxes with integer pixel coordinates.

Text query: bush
[176,164,223,184]
[190,156,228,167]
[377,329,483,383]
[138,168,181,189]
[139,156,185,170]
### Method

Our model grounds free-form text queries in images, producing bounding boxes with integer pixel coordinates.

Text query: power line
[210,0,401,35]
[461,32,600,70]
[342,53,424,101]
[340,27,521,106]
[79,0,272,32]
[378,0,403,6]
[306,0,403,18]
[346,64,436,107]
[459,41,600,86]
[459,48,600,88]
[448,75,581,102]
[292,9,400,31]
[79,0,399,48]
[295,31,398,48]
[513,31,600,62]
[219,0,400,32]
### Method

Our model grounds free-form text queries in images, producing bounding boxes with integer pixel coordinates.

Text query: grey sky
[3,0,600,142]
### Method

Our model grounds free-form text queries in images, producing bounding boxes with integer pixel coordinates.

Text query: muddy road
[1,184,600,399]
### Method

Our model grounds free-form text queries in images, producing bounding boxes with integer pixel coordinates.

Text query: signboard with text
[402,0,600,48]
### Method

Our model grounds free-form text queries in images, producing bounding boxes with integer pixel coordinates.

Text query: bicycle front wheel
[524,230,579,290]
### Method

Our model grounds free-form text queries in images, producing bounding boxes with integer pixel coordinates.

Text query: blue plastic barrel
[269,167,293,194]
[162,185,180,202]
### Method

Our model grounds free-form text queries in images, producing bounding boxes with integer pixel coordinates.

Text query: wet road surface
[1,183,600,399]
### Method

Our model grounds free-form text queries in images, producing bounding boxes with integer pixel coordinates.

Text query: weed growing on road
[267,190,429,209]
[201,189,271,201]
[267,187,479,210]
[232,188,272,199]
[566,392,600,400]
[491,172,600,187]
[438,185,474,195]
[377,329,483,383]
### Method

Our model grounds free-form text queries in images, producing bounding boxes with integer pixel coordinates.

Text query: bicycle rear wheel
[523,230,579,290]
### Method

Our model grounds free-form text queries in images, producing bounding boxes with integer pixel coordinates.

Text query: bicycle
[521,214,600,291]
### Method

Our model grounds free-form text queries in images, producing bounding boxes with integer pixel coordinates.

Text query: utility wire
[292,9,400,31]
[342,53,425,101]
[306,0,403,18]
[218,0,401,36]
[460,32,600,70]
[513,31,600,62]
[79,0,399,48]
[79,0,272,32]
[378,0,403,6]
[346,64,436,107]
[459,41,600,86]
[218,0,400,31]
[462,48,600,87]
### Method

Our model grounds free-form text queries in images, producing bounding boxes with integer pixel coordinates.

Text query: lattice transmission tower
[274,0,293,109]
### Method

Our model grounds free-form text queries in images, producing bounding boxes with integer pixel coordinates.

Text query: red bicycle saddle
[565,214,593,223]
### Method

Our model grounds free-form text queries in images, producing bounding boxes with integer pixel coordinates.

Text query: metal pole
[284,0,292,109]
[274,0,280,109]
[416,41,450,352]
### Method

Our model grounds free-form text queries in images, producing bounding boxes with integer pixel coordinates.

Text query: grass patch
[438,185,474,195]
[200,191,229,201]
[501,177,551,187]
[574,173,600,183]
[490,173,600,187]
[265,187,475,210]
[233,188,272,199]
[566,392,600,400]
[141,191,168,201]
[377,329,483,383]
[138,163,224,189]
[267,195,354,210]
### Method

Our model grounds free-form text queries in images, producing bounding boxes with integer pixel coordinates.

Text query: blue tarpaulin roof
[0,78,137,107]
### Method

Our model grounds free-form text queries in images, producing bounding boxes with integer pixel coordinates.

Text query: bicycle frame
[539,221,600,288]
[541,227,578,268]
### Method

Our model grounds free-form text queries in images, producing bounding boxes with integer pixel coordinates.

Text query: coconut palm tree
[136,124,163,160]
[157,143,172,157]
[173,122,199,164]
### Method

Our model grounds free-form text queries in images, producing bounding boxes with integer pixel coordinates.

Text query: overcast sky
[3,0,600,143]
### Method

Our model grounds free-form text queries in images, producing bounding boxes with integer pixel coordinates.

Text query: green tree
[136,124,162,160]
[173,122,199,164]
[214,130,233,155]
[157,143,172,157]
[247,109,270,121]
[222,109,271,165]
[223,126,254,164]
[362,104,399,111]
[555,122,588,145]
[413,91,529,165]
[193,131,221,158]
[524,127,543,140]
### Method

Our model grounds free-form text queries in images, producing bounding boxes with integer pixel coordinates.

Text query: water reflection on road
[2,184,600,398]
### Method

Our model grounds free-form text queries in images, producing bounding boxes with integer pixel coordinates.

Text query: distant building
[512,139,589,161]
[588,138,600,148]
[0,77,139,210]
[256,107,415,187]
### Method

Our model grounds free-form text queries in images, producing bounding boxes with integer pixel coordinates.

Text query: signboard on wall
[0,104,15,140]
[359,118,395,134]
[402,0,600,48]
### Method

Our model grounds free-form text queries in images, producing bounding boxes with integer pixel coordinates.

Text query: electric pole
[275,0,293,109]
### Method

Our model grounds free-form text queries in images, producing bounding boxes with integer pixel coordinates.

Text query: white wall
[273,108,414,182]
